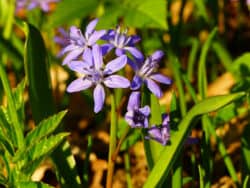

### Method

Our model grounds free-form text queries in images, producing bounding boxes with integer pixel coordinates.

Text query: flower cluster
[125,92,170,145]
[16,0,60,12]
[60,19,171,145]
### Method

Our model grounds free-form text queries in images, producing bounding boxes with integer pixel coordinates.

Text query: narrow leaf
[198,27,217,99]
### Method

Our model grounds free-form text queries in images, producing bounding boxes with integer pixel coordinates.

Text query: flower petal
[161,126,170,145]
[145,78,162,98]
[104,75,130,88]
[70,26,84,41]
[67,78,93,92]
[130,35,141,44]
[104,55,127,74]
[162,114,170,126]
[115,48,125,56]
[125,110,135,127]
[147,127,161,141]
[92,45,103,70]
[101,43,114,55]
[85,19,98,36]
[124,46,144,60]
[61,44,77,55]
[27,2,37,10]
[93,84,105,113]
[150,73,172,85]
[40,2,49,12]
[140,106,151,116]
[127,91,140,111]
[62,48,84,65]
[151,50,164,61]
[82,48,93,66]
[130,75,143,90]
[88,30,106,46]
[68,61,90,74]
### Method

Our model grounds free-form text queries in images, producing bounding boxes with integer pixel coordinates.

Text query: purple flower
[131,50,171,98]
[66,45,130,113]
[54,28,70,57]
[145,115,170,145]
[125,92,150,128]
[101,26,143,62]
[61,19,106,65]
[54,28,68,46]
[16,0,60,12]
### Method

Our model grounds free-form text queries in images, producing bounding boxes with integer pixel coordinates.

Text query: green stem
[3,0,15,39]
[187,38,199,81]
[168,51,186,187]
[206,116,239,185]
[106,93,117,188]
[112,126,130,162]
[83,135,93,187]
[172,158,182,188]
[0,62,24,148]
[168,51,187,116]
[124,150,133,188]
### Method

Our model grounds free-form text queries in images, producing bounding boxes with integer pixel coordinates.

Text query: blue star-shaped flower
[131,50,171,98]
[66,45,130,113]
[125,92,150,128]
[61,19,106,65]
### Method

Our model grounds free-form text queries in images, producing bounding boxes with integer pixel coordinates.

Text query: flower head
[102,26,143,62]
[16,0,60,12]
[145,114,170,145]
[131,50,171,98]
[66,45,130,113]
[61,19,106,65]
[125,92,150,128]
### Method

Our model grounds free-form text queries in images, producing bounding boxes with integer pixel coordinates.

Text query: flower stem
[106,93,117,188]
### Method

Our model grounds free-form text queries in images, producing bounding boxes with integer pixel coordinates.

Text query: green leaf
[0,35,23,70]
[0,106,17,146]
[212,41,232,72]
[187,38,200,81]
[232,53,250,79]
[183,176,193,185]
[150,94,162,125]
[123,0,167,29]
[120,129,141,151]
[21,22,55,123]
[143,92,245,188]
[17,181,54,188]
[98,0,167,29]
[48,0,98,28]
[97,5,122,29]
[0,132,14,155]
[25,110,67,146]
[11,80,26,131]
[243,175,250,188]
[242,123,250,187]
[14,133,69,164]
[193,0,208,22]
[145,94,164,166]
[198,27,217,99]
[213,103,237,125]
